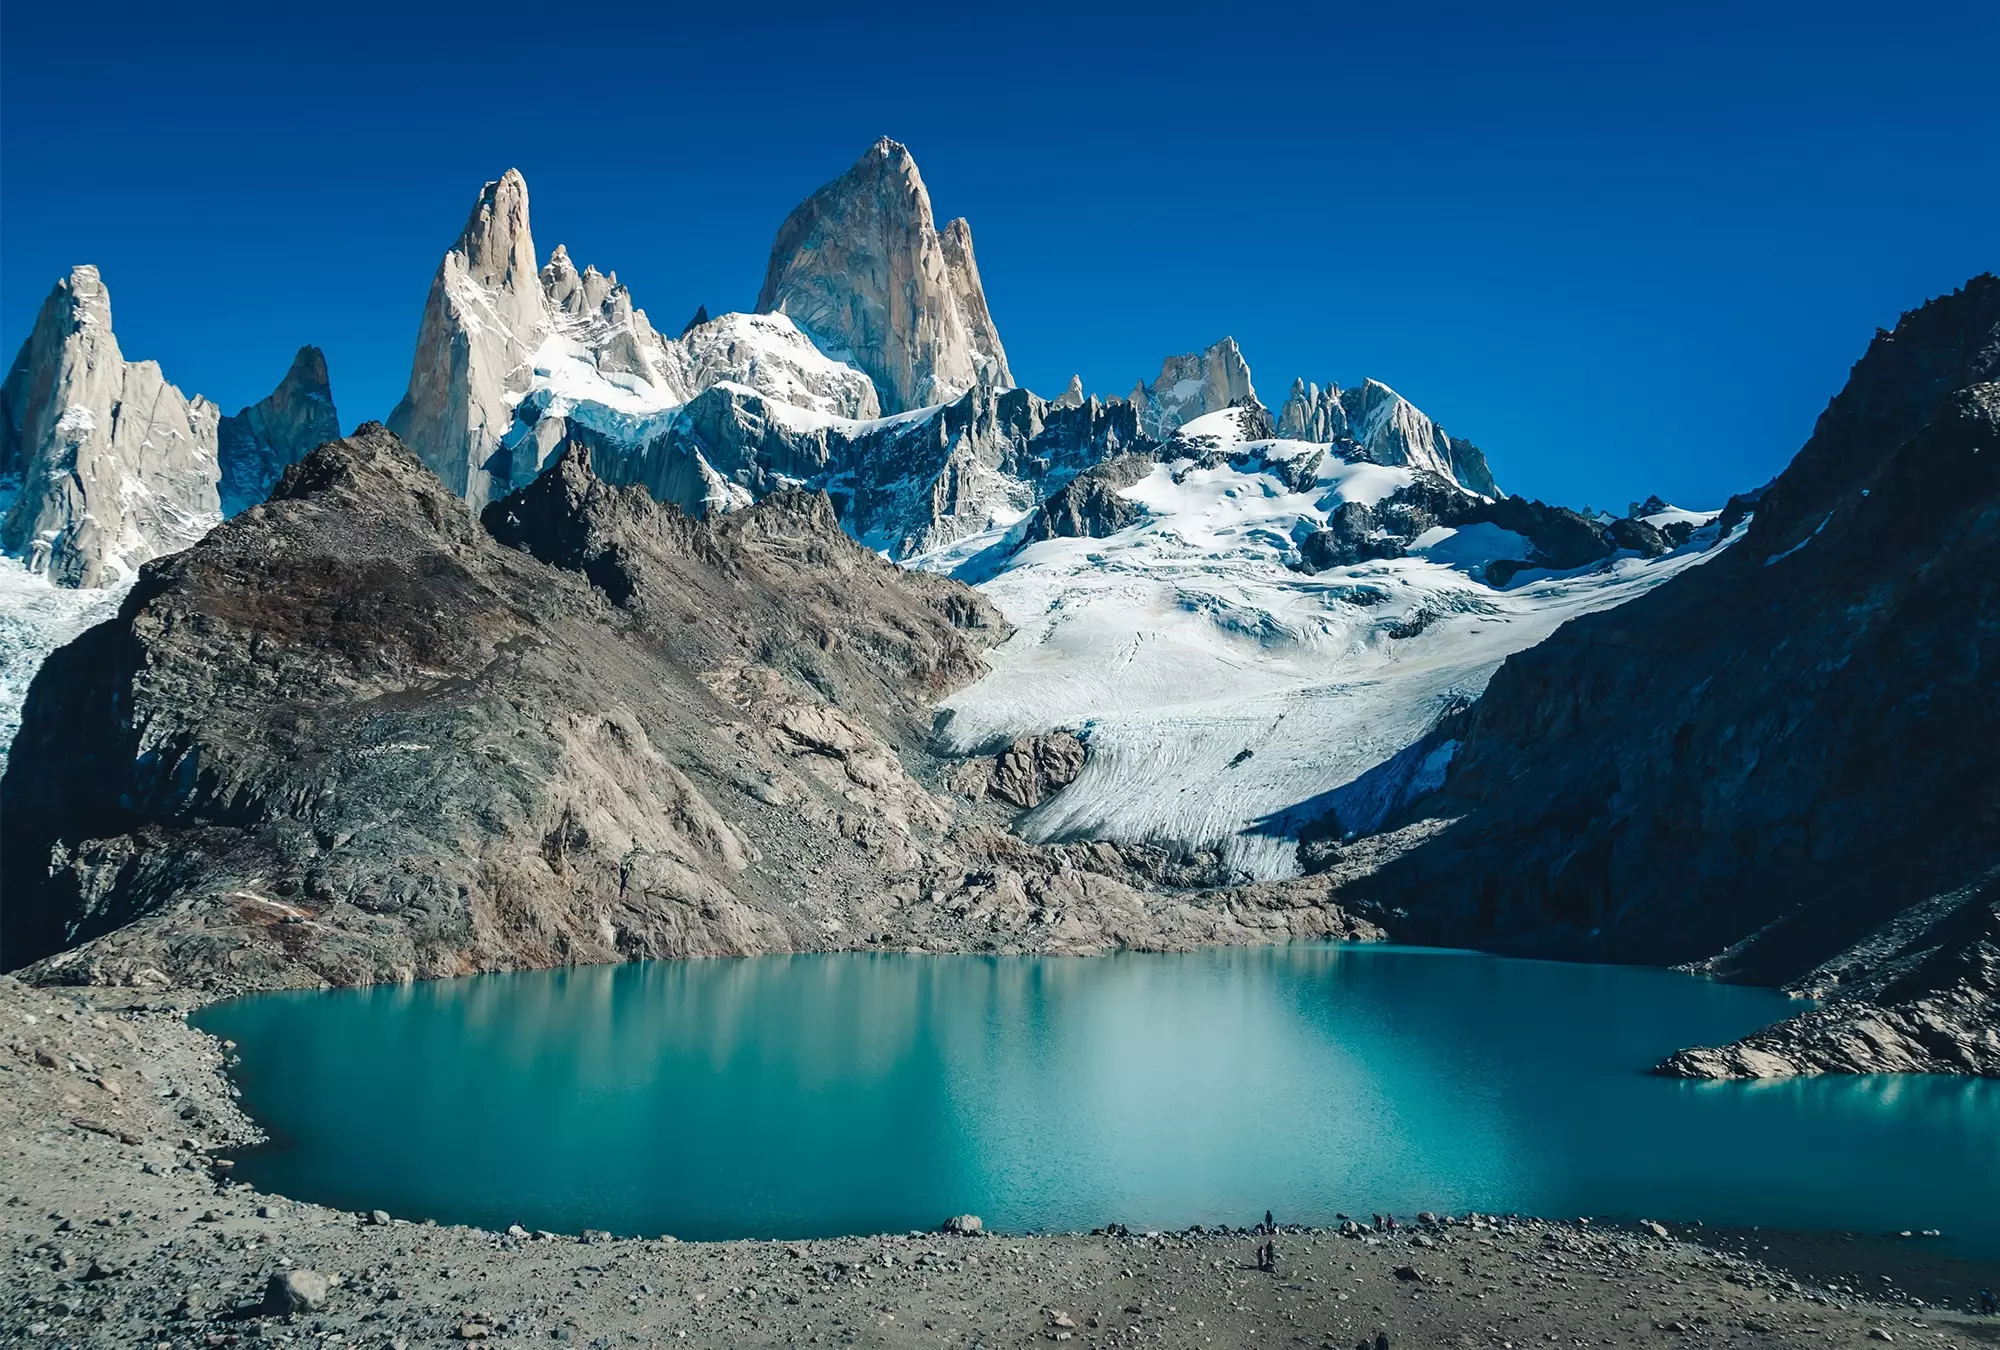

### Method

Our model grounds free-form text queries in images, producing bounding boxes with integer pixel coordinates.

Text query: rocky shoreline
[5,973,1998,1350]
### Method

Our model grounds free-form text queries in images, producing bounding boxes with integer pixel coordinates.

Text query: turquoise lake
[194,944,2000,1253]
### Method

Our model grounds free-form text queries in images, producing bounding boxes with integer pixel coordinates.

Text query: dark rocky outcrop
[1299,502,1404,571]
[1349,275,2000,1076]
[1018,454,1158,545]
[984,733,1087,808]
[1470,497,1617,581]
[1604,515,1670,557]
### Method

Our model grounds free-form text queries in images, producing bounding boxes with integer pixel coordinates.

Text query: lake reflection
[196,945,2000,1252]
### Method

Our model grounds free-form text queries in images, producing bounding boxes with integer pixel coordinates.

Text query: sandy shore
[4,975,1996,1349]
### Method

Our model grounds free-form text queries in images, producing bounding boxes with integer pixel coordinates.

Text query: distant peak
[680,304,711,337]
[285,344,330,386]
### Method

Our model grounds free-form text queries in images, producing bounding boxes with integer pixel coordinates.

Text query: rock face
[0,266,221,587]
[587,382,1156,561]
[1018,453,1158,545]
[387,169,544,509]
[389,170,883,513]
[1352,274,2000,1075]
[1130,338,1258,438]
[1278,379,1347,443]
[988,732,1087,808]
[757,137,1012,414]
[1,426,1374,987]
[218,345,340,516]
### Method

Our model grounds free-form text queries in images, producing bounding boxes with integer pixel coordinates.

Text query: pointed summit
[680,304,711,337]
[756,137,1012,413]
[387,168,548,508]
[1053,374,1086,408]
[219,345,341,515]
[1131,338,1258,438]
[0,265,221,586]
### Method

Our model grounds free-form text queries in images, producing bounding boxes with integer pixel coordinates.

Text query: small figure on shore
[1376,1332,1391,1350]
[1265,1209,1275,1233]
[1385,1214,1398,1233]
[1979,1288,1997,1315]
[1371,1212,1383,1231]
[1257,1238,1277,1272]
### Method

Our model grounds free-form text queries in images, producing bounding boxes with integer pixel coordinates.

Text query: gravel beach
[5,976,1996,1349]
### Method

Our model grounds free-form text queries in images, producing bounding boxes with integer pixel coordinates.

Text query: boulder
[264,1269,330,1315]
[988,733,1086,809]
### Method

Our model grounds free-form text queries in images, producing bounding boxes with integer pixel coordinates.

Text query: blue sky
[3,1,1993,510]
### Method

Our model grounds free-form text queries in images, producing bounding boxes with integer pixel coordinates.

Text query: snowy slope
[0,556,129,770]
[929,432,1735,879]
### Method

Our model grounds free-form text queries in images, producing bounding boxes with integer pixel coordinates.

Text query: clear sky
[3,1,1993,510]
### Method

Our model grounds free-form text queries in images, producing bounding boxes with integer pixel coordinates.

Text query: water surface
[196,944,2000,1252]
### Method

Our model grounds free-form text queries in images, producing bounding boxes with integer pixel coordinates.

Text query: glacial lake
[195,944,2000,1254]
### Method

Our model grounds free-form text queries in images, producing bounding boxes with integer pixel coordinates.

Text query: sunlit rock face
[757,137,1013,415]
[0,266,222,587]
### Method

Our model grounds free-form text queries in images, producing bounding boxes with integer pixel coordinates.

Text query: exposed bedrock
[1348,274,2000,1077]
[0,427,1377,989]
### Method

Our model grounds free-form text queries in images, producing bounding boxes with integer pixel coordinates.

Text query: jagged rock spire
[219,345,341,516]
[756,137,1012,413]
[1130,338,1258,438]
[387,169,546,508]
[0,266,221,586]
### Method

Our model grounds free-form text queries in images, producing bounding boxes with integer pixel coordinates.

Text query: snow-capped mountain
[385,169,885,512]
[0,136,1711,888]
[360,141,1711,878]
[0,268,343,589]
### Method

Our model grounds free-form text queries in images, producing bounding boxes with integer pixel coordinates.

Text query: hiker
[1979,1288,1997,1315]
[1265,1209,1275,1233]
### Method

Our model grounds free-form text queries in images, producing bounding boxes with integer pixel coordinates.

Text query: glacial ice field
[925,414,1730,880]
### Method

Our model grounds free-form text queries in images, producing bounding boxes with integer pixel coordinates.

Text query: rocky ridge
[0,425,1378,990]
[1345,275,2000,1077]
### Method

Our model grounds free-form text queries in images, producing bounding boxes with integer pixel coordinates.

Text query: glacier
[926,411,1737,879]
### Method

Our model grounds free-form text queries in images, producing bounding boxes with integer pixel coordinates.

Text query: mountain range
[1,137,1992,1078]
